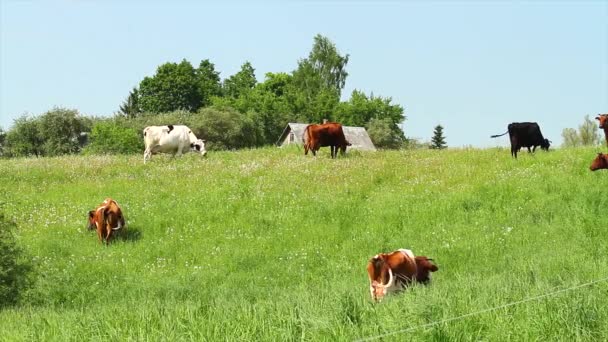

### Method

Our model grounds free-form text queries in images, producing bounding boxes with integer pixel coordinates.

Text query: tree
[430,125,447,149]
[561,128,580,148]
[366,118,403,149]
[118,87,141,118]
[5,115,43,157]
[560,115,602,147]
[579,115,601,146]
[0,127,6,157]
[290,35,349,122]
[223,61,257,99]
[293,34,349,97]
[37,108,88,156]
[335,90,406,143]
[138,59,201,113]
[196,59,222,107]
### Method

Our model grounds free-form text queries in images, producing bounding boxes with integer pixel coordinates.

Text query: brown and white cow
[590,152,608,171]
[87,198,126,245]
[595,114,608,147]
[366,248,438,301]
[303,122,351,158]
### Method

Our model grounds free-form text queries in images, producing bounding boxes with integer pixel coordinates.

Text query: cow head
[414,256,438,285]
[367,255,395,301]
[590,153,608,171]
[596,115,608,129]
[540,139,551,151]
[87,210,97,230]
[104,200,125,231]
[190,139,207,157]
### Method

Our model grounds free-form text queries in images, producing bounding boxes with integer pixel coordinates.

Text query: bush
[83,120,143,155]
[0,211,34,308]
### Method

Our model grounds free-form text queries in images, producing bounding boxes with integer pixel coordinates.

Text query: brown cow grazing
[366,248,438,301]
[590,153,608,171]
[595,114,608,147]
[87,198,126,245]
[303,122,351,158]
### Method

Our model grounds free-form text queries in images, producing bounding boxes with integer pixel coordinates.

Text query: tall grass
[0,146,606,341]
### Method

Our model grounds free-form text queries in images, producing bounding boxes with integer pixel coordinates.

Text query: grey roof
[276,122,376,151]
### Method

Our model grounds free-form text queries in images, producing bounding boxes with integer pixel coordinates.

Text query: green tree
[139,59,201,113]
[290,35,348,122]
[293,34,349,97]
[366,118,403,149]
[223,61,257,99]
[0,210,34,308]
[335,90,405,143]
[430,125,447,149]
[196,59,222,107]
[5,115,43,157]
[0,127,6,157]
[118,87,141,118]
[37,108,87,156]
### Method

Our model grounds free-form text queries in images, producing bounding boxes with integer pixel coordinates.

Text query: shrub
[0,211,34,308]
[83,120,143,155]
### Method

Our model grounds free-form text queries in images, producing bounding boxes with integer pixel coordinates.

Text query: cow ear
[88,210,95,219]
[190,143,194,148]
[417,257,438,272]
[596,117,600,121]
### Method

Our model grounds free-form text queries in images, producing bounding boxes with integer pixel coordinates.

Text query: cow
[590,153,608,171]
[87,198,126,245]
[143,125,206,163]
[596,114,608,147]
[491,122,551,158]
[366,248,438,301]
[302,122,351,158]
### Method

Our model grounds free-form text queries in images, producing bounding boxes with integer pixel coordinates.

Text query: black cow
[491,122,550,158]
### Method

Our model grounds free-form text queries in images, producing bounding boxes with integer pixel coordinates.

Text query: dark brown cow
[87,198,126,245]
[595,114,608,147]
[366,248,438,301]
[303,122,351,158]
[590,153,608,171]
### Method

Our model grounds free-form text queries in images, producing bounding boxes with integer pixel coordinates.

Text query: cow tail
[490,131,508,138]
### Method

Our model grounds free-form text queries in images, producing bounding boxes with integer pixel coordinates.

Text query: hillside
[0,146,607,341]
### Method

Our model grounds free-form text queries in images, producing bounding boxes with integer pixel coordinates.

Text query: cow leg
[105,226,112,245]
[511,146,518,159]
[330,145,336,158]
[97,227,104,244]
[304,143,309,156]
[144,148,152,163]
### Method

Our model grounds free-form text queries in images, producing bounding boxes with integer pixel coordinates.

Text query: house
[276,123,377,151]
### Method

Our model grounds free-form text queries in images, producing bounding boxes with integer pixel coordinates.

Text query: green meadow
[0,146,607,341]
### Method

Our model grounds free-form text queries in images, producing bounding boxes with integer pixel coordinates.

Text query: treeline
[0,35,408,157]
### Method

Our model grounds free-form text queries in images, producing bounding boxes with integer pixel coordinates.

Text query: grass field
[0,146,607,341]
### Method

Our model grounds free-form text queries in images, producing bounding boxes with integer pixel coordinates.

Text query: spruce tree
[430,125,447,149]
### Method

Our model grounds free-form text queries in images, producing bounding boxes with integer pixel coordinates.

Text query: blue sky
[1,1,607,147]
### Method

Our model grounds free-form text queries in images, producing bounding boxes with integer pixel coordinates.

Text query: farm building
[276,123,377,151]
